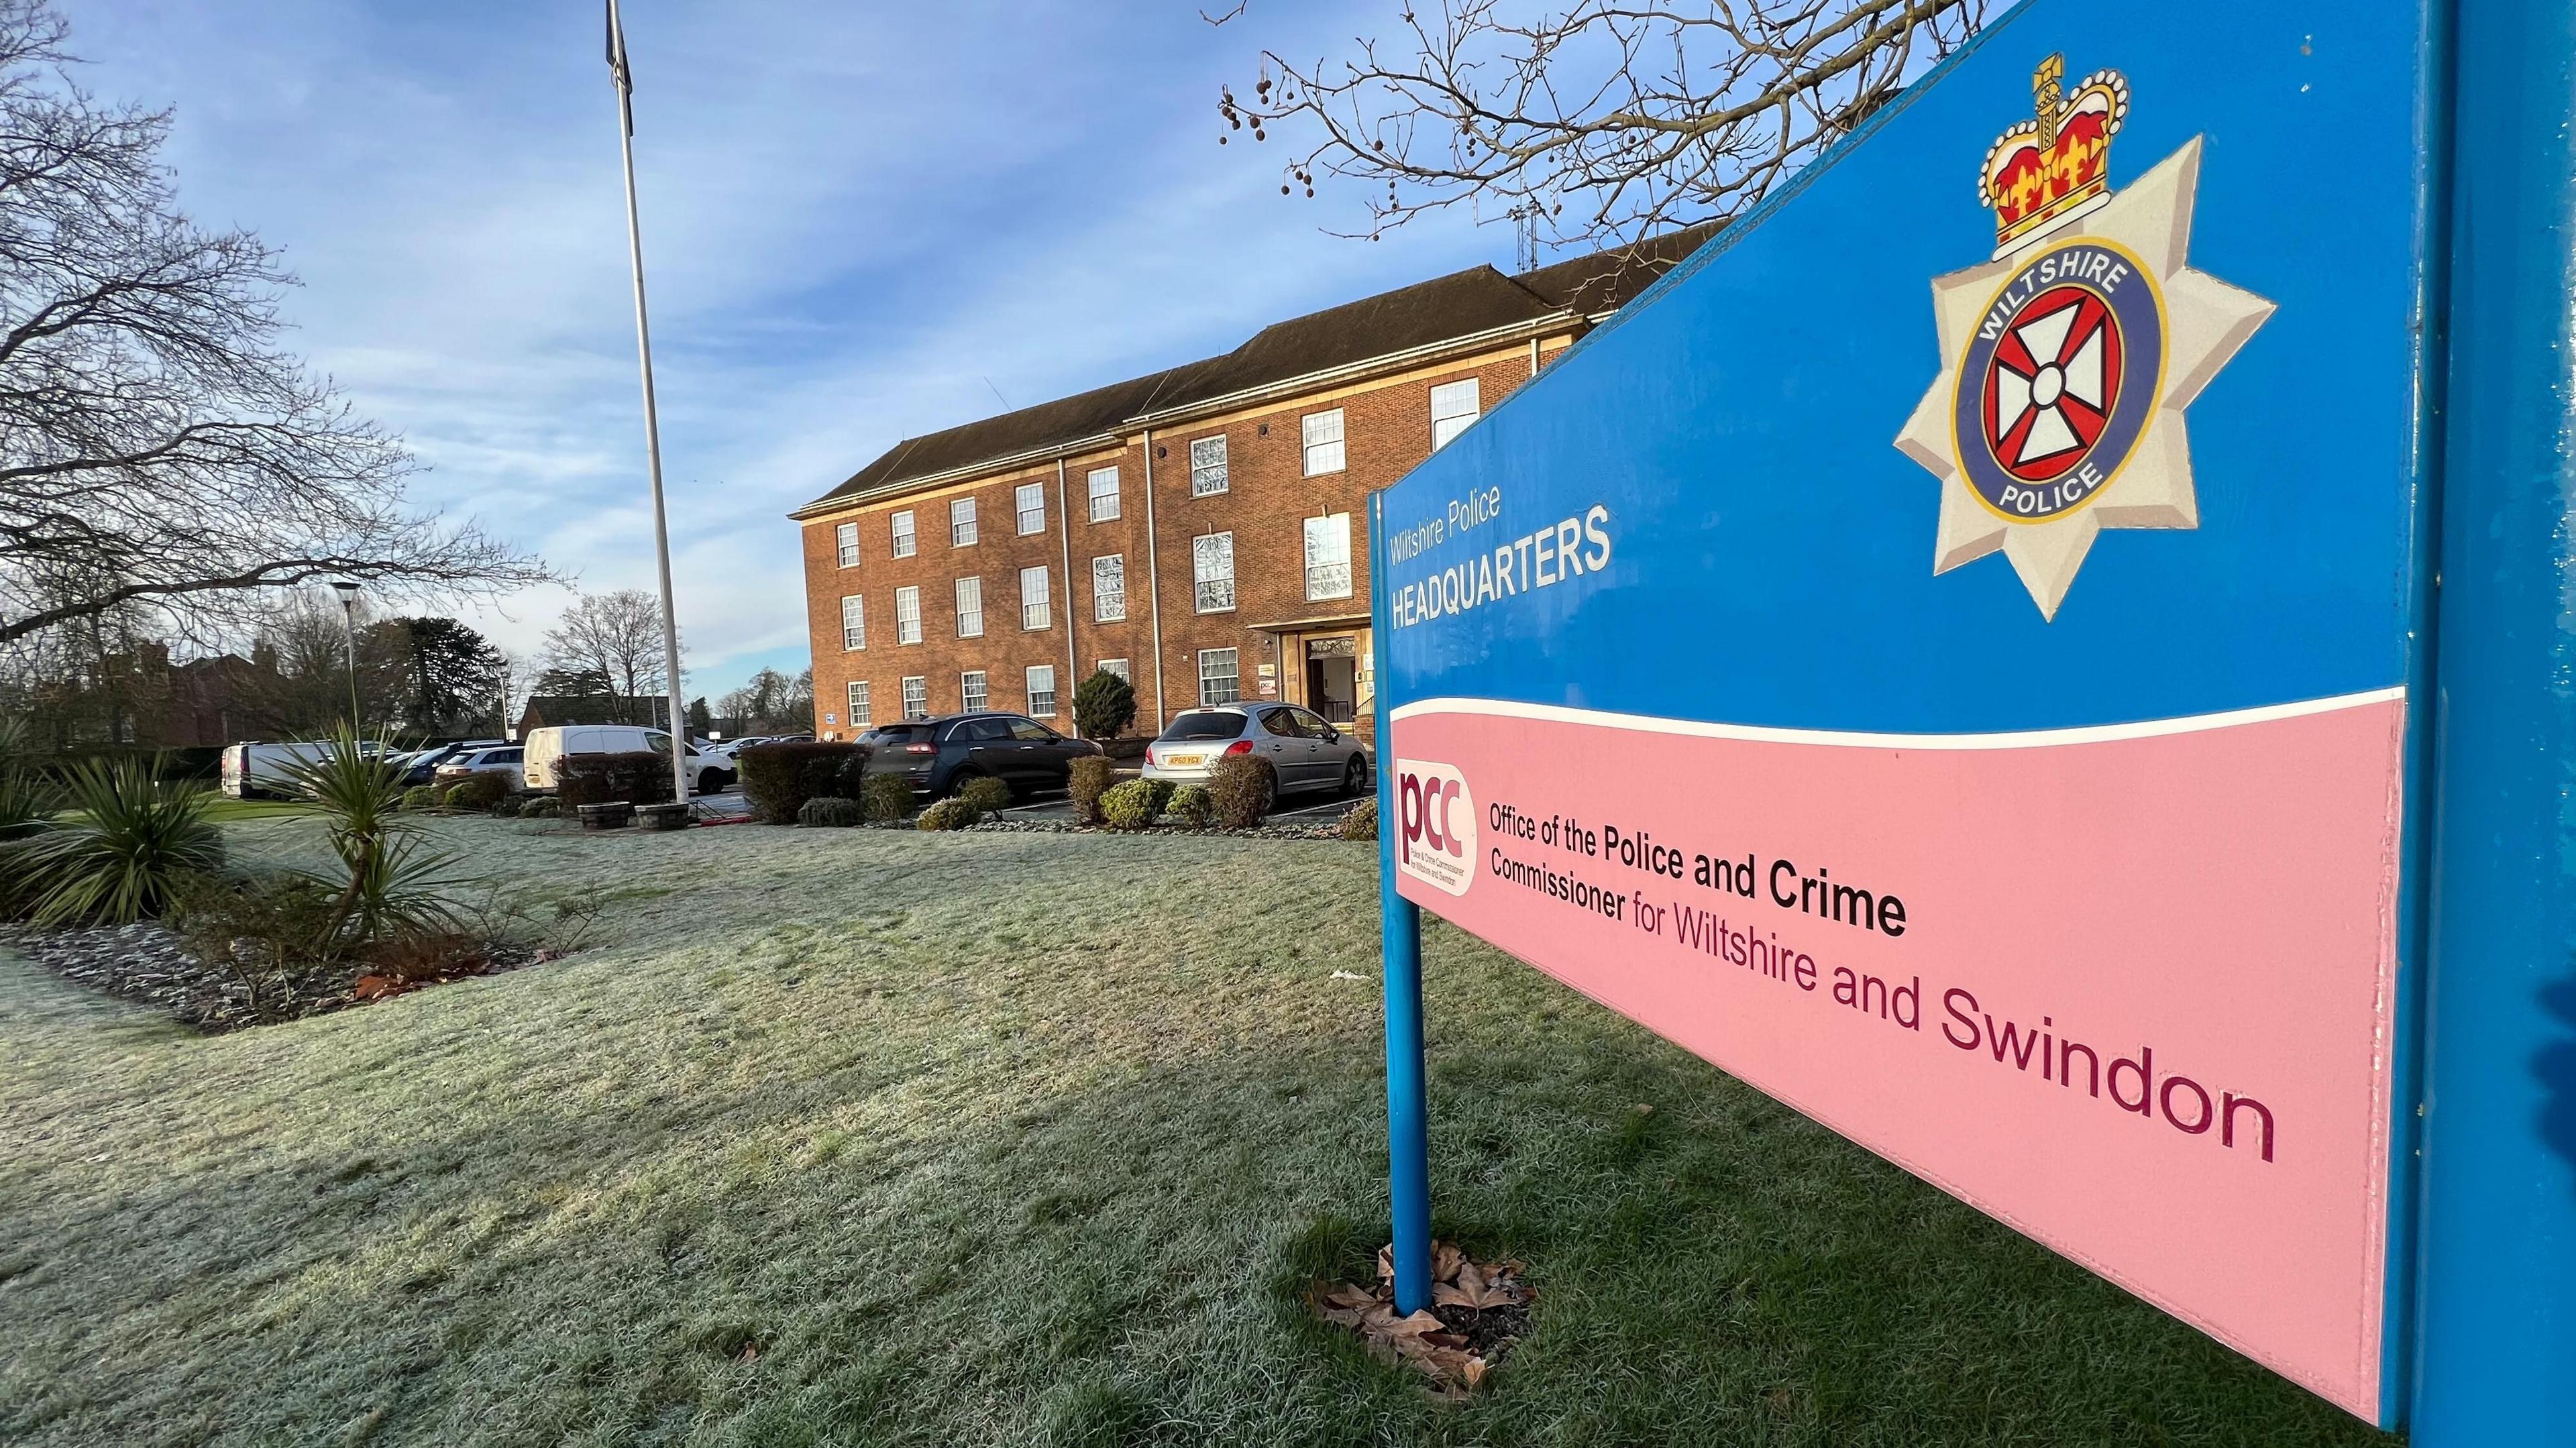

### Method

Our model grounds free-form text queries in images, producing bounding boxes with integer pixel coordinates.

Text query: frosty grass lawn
[0,815,2390,1447]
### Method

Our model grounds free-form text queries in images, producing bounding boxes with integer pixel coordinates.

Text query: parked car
[1142,704,1370,807]
[521,724,733,795]
[220,739,387,799]
[859,712,1102,799]
[397,740,506,786]
[430,744,526,791]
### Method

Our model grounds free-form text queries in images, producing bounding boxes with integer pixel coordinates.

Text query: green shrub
[1170,784,1215,828]
[916,797,979,831]
[1142,777,1177,815]
[861,772,915,823]
[399,784,442,812]
[1097,778,1156,832]
[1208,755,1271,830]
[1067,756,1115,826]
[556,750,674,809]
[1072,669,1137,740]
[0,758,223,924]
[956,775,1012,814]
[739,741,867,824]
[1339,796,1378,841]
[444,773,508,812]
[0,717,45,842]
[798,795,865,827]
[168,869,347,1021]
[519,795,561,818]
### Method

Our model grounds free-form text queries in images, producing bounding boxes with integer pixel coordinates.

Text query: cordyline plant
[272,724,466,944]
[0,714,48,840]
[0,754,222,924]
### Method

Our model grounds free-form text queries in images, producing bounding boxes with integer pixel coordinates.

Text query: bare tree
[1218,0,1986,255]
[0,1,547,650]
[541,589,682,726]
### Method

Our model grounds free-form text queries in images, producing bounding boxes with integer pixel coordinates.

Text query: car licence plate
[1167,754,1204,767]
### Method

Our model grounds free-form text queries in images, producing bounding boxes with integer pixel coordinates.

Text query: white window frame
[835,521,860,569]
[1189,435,1229,496]
[1015,481,1046,535]
[1019,565,1051,630]
[890,509,916,558]
[1098,658,1130,683]
[950,497,977,547]
[1197,648,1240,706]
[1303,514,1353,602]
[894,586,922,645]
[1301,408,1345,477]
[900,676,928,720]
[840,594,866,651]
[1092,554,1125,623]
[1193,531,1236,613]
[960,669,987,712]
[846,680,871,728]
[1430,378,1482,449]
[1026,665,1057,718]
[953,575,983,638]
[1086,465,1120,522]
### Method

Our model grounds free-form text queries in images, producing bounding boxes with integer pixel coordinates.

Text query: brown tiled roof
[800,227,1718,513]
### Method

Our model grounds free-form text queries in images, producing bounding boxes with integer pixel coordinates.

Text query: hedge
[556,750,676,809]
[739,741,867,824]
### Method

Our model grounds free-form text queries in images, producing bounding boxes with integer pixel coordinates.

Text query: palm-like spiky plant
[272,725,462,942]
[0,716,48,842]
[0,757,222,924]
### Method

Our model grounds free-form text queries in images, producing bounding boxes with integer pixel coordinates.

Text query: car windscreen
[866,726,932,744]
[1161,711,1244,742]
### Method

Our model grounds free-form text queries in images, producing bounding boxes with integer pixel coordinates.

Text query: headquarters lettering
[1391,504,1611,630]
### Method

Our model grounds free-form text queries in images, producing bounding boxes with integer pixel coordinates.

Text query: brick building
[790,229,1710,742]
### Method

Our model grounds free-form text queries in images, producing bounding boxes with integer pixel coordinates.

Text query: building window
[1087,465,1120,522]
[840,594,866,651]
[1189,435,1228,496]
[1092,554,1125,622]
[1099,658,1130,682]
[1302,408,1345,476]
[952,575,983,638]
[950,497,977,547]
[1026,665,1057,718]
[1020,565,1051,630]
[900,676,928,720]
[1430,378,1482,449]
[835,521,859,568]
[894,586,922,645]
[1193,531,1235,612]
[1197,648,1240,705]
[846,680,871,728]
[961,669,987,712]
[1016,481,1046,535]
[890,510,916,557]
[1303,514,1352,601]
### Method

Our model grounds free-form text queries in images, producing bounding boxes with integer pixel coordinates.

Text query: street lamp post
[329,580,362,730]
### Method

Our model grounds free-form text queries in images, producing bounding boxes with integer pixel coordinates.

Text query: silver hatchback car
[1142,704,1371,805]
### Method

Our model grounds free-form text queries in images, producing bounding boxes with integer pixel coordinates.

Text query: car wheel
[1341,755,1367,797]
[709,769,735,792]
[1256,763,1278,818]
[943,767,982,799]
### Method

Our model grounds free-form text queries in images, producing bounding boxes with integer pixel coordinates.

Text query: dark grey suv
[859,712,1103,799]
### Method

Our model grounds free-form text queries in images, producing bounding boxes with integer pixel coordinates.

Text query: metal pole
[339,594,360,728]
[2410,0,2576,1438]
[1368,490,1434,1315]
[608,0,690,808]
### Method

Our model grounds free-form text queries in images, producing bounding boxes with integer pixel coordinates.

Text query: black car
[860,712,1102,799]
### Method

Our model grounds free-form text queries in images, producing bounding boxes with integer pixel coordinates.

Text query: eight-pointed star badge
[1895,55,2275,620]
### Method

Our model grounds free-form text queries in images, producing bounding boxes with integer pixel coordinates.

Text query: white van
[521,725,732,796]
[219,740,386,799]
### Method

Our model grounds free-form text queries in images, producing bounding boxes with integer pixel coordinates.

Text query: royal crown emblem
[1896,56,2274,620]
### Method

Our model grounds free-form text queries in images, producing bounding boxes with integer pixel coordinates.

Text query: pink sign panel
[1389,691,2402,1416]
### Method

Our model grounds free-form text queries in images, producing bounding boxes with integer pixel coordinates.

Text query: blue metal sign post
[1362,0,2576,1438]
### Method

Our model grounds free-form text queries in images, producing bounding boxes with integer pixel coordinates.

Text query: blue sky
[58,1,1531,703]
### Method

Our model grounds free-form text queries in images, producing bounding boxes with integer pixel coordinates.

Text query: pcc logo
[1393,758,1477,897]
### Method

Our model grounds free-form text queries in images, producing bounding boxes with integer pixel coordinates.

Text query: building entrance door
[1306,636,1358,723]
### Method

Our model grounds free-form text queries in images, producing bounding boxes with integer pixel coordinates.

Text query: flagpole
[606,0,690,810]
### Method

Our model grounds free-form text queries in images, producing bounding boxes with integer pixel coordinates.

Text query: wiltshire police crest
[1896,56,2274,620]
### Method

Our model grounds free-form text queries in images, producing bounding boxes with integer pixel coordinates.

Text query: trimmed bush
[861,772,914,823]
[1170,784,1215,828]
[443,773,509,812]
[916,797,979,831]
[1097,778,1156,832]
[1071,669,1137,740]
[1067,756,1115,826]
[955,775,1012,815]
[1338,796,1378,841]
[557,750,674,810]
[798,795,866,828]
[400,784,442,812]
[1208,755,1271,830]
[739,741,867,824]
[1142,777,1177,815]
[519,795,561,819]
